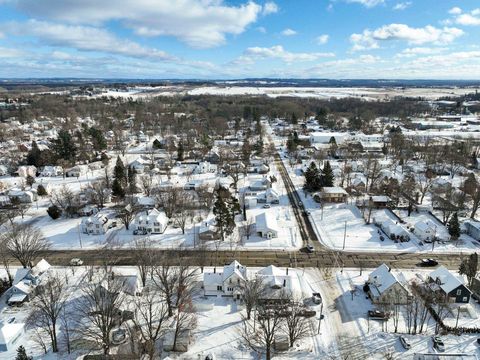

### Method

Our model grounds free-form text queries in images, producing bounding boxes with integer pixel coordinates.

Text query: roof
[0,323,24,345]
[415,219,436,232]
[223,260,247,282]
[429,266,470,294]
[32,259,51,276]
[255,212,280,233]
[8,293,27,303]
[258,265,284,277]
[321,187,348,195]
[368,263,404,296]
[13,268,31,285]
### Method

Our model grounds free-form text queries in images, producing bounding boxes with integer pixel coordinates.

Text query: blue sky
[0,0,479,79]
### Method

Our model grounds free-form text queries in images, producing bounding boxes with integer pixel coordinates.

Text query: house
[256,265,301,304]
[256,188,280,204]
[194,161,216,174]
[309,132,348,145]
[0,322,25,352]
[370,196,392,209]
[428,266,472,303]
[66,165,87,177]
[350,177,366,192]
[414,219,437,242]
[314,187,348,203]
[367,264,411,304]
[255,212,279,239]
[16,165,36,178]
[39,165,63,177]
[8,189,37,203]
[198,219,220,241]
[184,179,204,191]
[249,177,271,191]
[81,214,108,235]
[112,268,141,296]
[129,158,149,174]
[203,260,247,298]
[133,208,168,234]
[0,165,9,176]
[78,205,99,217]
[465,220,480,241]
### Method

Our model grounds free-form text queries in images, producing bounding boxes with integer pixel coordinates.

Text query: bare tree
[74,271,127,355]
[4,224,50,268]
[197,184,215,210]
[172,296,197,352]
[240,303,283,360]
[0,236,13,285]
[60,307,72,354]
[89,180,109,208]
[283,299,311,348]
[132,286,169,358]
[155,187,180,218]
[241,277,266,320]
[29,275,68,352]
[50,184,80,218]
[152,261,178,317]
[173,191,194,234]
[416,169,436,204]
[224,162,243,193]
[118,200,137,230]
[133,237,156,287]
[139,173,155,197]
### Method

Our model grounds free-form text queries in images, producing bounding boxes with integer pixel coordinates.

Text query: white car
[70,258,84,266]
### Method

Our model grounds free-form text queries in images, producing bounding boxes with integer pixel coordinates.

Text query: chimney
[286,268,289,275]
[283,279,286,287]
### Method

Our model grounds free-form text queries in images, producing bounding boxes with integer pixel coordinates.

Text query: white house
[8,189,37,203]
[255,212,279,239]
[256,265,301,302]
[0,322,25,352]
[133,208,168,234]
[81,214,108,235]
[249,177,271,191]
[194,161,216,174]
[184,179,204,191]
[198,219,220,241]
[129,158,149,174]
[309,132,348,145]
[203,260,247,298]
[367,264,411,304]
[16,165,36,178]
[39,166,63,177]
[414,219,437,242]
[66,165,87,177]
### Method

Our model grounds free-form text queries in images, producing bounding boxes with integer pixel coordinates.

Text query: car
[368,310,390,320]
[70,258,83,266]
[7,317,15,324]
[312,292,322,304]
[306,244,315,253]
[263,204,271,209]
[133,229,148,235]
[108,221,117,229]
[399,336,411,350]
[305,210,311,215]
[432,336,445,352]
[420,259,439,267]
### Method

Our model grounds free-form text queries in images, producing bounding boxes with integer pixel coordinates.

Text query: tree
[459,252,478,288]
[4,224,50,268]
[112,156,127,199]
[127,166,137,194]
[26,141,42,167]
[172,296,197,352]
[241,277,265,320]
[224,162,243,192]
[15,346,32,360]
[49,184,79,218]
[37,184,48,196]
[46,205,62,219]
[133,237,156,287]
[0,235,13,286]
[52,130,77,162]
[28,275,67,353]
[155,187,180,218]
[303,162,321,192]
[463,174,480,218]
[152,261,177,317]
[174,192,194,235]
[111,178,125,199]
[177,142,184,161]
[213,194,235,242]
[447,212,460,241]
[88,127,107,151]
[75,271,126,355]
[320,161,335,187]
[283,300,311,347]
[118,202,136,230]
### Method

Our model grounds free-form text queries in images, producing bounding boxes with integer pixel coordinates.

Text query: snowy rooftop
[429,266,468,294]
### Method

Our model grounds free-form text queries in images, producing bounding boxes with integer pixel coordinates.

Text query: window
[457,289,462,295]
[154,228,160,233]
[154,222,160,226]
[217,286,222,291]
[227,287,233,292]
[462,297,468,302]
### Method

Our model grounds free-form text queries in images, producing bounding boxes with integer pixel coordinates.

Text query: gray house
[465,220,480,241]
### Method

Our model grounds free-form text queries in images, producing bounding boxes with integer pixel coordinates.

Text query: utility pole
[317,302,324,334]
[342,221,347,250]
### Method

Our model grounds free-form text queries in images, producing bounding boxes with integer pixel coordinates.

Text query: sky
[0,0,480,79]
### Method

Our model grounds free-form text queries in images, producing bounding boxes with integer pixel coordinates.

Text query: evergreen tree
[127,167,137,194]
[459,252,478,288]
[448,212,460,240]
[88,127,107,151]
[52,130,77,162]
[15,346,32,360]
[291,112,298,124]
[177,142,184,161]
[112,178,126,199]
[320,161,335,187]
[112,156,127,198]
[304,162,321,192]
[26,141,42,167]
[152,139,162,149]
[213,195,235,241]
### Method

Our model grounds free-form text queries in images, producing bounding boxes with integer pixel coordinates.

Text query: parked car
[133,229,148,235]
[368,310,389,320]
[70,258,84,266]
[399,336,411,350]
[263,204,271,209]
[108,221,117,229]
[7,317,15,324]
[306,244,315,253]
[420,259,438,267]
[432,336,445,352]
[312,292,322,304]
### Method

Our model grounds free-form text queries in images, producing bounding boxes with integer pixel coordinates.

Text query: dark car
[368,310,389,320]
[432,336,445,352]
[399,336,411,350]
[312,292,322,304]
[419,259,438,267]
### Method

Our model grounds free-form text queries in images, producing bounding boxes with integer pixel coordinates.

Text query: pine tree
[320,161,335,188]
[459,252,478,288]
[26,141,42,167]
[52,130,77,162]
[213,195,235,241]
[112,178,125,198]
[15,346,32,360]
[177,142,184,161]
[448,212,460,240]
[304,162,321,192]
[112,156,127,198]
[127,167,137,194]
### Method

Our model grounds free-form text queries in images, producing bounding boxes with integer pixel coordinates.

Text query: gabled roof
[368,263,405,296]
[258,265,284,277]
[223,260,247,282]
[0,323,24,345]
[255,212,280,233]
[32,259,51,276]
[13,268,31,285]
[429,266,471,294]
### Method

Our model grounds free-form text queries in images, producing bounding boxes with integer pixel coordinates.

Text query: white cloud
[351,24,464,51]
[455,13,480,26]
[262,1,278,15]
[281,28,297,36]
[315,34,329,45]
[234,45,334,65]
[0,47,23,58]
[5,20,176,61]
[9,0,265,48]
[393,2,411,11]
[346,0,385,8]
[256,26,266,33]
[396,47,448,58]
[448,7,462,15]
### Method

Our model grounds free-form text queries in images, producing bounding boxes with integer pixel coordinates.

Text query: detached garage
[0,322,25,352]
[255,212,279,239]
